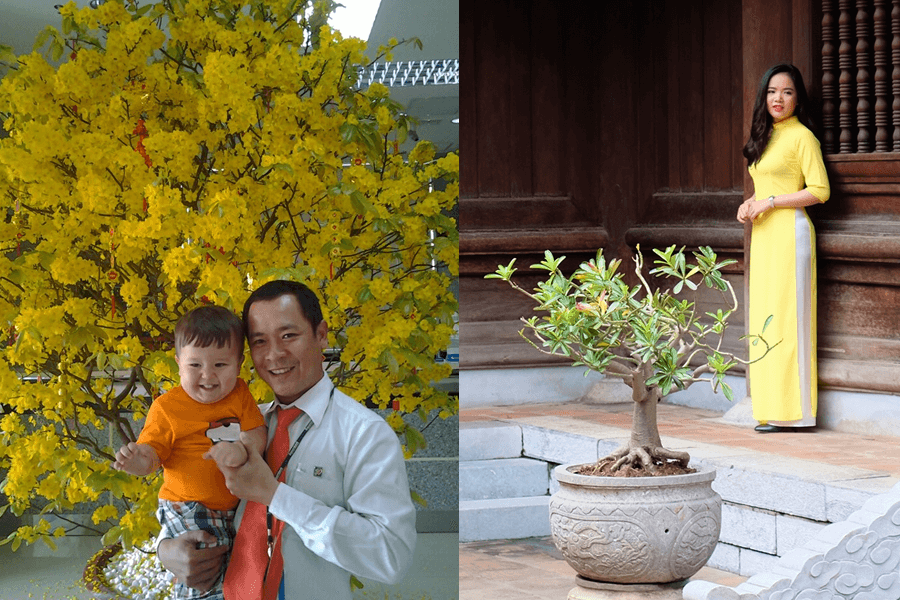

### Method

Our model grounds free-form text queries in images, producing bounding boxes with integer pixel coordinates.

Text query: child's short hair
[174,306,244,357]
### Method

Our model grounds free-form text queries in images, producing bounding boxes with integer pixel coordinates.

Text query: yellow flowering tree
[0,0,458,550]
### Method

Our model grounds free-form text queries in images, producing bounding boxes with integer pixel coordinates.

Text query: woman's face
[766,72,797,123]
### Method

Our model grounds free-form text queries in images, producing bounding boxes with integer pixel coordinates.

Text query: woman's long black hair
[742,63,815,166]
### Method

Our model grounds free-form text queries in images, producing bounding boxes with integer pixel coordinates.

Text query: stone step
[459,457,549,501]
[459,421,522,461]
[459,496,551,542]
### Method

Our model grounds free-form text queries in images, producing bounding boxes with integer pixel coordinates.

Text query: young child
[113,305,267,600]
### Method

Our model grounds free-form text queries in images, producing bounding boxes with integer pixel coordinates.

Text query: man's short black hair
[241,280,324,338]
[174,305,244,357]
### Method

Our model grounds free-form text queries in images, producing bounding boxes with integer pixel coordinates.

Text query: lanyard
[265,386,334,559]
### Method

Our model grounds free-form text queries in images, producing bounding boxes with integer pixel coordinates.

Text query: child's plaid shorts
[157,500,236,600]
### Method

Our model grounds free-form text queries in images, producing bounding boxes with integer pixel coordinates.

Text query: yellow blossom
[0,0,457,552]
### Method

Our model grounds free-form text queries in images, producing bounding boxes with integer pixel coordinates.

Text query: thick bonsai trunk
[605,368,691,473]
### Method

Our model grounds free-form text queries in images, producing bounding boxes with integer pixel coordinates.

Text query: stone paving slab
[460,537,747,600]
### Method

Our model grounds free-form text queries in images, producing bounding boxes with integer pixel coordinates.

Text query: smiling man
[158,280,417,600]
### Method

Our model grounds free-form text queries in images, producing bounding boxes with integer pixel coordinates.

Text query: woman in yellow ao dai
[737,64,830,433]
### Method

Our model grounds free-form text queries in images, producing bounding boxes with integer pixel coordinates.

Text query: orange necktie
[223,406,302,600]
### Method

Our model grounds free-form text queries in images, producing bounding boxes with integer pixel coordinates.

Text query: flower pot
[549,464,721,584]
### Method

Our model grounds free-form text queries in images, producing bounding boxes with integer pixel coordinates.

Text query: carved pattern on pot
[670,512,720,578]
[549,513,652,581]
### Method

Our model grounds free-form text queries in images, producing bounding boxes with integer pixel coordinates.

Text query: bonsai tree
[487,245,775,475]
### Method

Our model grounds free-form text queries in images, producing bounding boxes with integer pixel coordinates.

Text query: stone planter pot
[549,464,721,584]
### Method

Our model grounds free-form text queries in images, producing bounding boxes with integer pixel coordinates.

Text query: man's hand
[157,530,229,593]
[204,441,249,469]
[219,431,280,505]
[112,442,160,476]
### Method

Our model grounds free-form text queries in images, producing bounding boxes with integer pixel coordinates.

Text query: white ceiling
[0,0,458,153]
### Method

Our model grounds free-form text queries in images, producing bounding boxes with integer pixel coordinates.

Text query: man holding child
[154,280,417,600]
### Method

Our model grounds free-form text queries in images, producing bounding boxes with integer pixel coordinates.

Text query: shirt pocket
[293,460,345,507]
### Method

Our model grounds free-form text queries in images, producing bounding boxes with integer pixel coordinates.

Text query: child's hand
[204,441,249,469]
[113,442,160,476]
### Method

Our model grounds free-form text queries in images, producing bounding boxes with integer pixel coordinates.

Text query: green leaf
[0,44,16,64]
[50,39,64,63]
[763,314,774,334]
[410,489,428,507]
[134,3,155,17]
[258,266,316,283]
[101,525,122,547]
[404,427,427,454]
[356,284,374,303]
[268,163,294,176]
[33,26,53,52]
[339,122,357,144]
[349,191,375,216]
[378,349,400,374]
[350,575,365,591]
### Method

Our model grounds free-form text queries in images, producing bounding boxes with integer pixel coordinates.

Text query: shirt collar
[261,374,333,426]
[773,115,799,130]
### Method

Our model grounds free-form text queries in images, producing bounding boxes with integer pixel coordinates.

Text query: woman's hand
[736,196,754,223]
[737,196,772,223]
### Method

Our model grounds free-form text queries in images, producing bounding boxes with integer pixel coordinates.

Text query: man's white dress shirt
[235,373,417,600]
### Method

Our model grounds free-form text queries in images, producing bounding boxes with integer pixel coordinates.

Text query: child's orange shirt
[137,378,265,511]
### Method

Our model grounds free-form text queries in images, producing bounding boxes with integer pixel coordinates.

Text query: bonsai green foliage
[488,245,777,473]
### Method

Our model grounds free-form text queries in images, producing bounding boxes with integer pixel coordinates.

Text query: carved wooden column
[839,0,856,153]
[823,0,838,154]
[856,0,872,152]
[874,0,891,151]
[893,0,900,150]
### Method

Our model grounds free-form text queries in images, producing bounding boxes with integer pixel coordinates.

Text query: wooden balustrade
[824,0,900,152]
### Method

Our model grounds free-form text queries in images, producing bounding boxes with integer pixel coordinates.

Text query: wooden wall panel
[530,4,565,197]
[459,0,476,198]
[705,0,738,190]
[665,1,684,191]
[506,3,532,199]
[470,0,510,197]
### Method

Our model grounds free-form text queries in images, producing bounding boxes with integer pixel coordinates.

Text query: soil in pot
[576,458,696,478]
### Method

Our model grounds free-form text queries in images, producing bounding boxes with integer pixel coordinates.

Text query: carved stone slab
[683,480,900,600]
